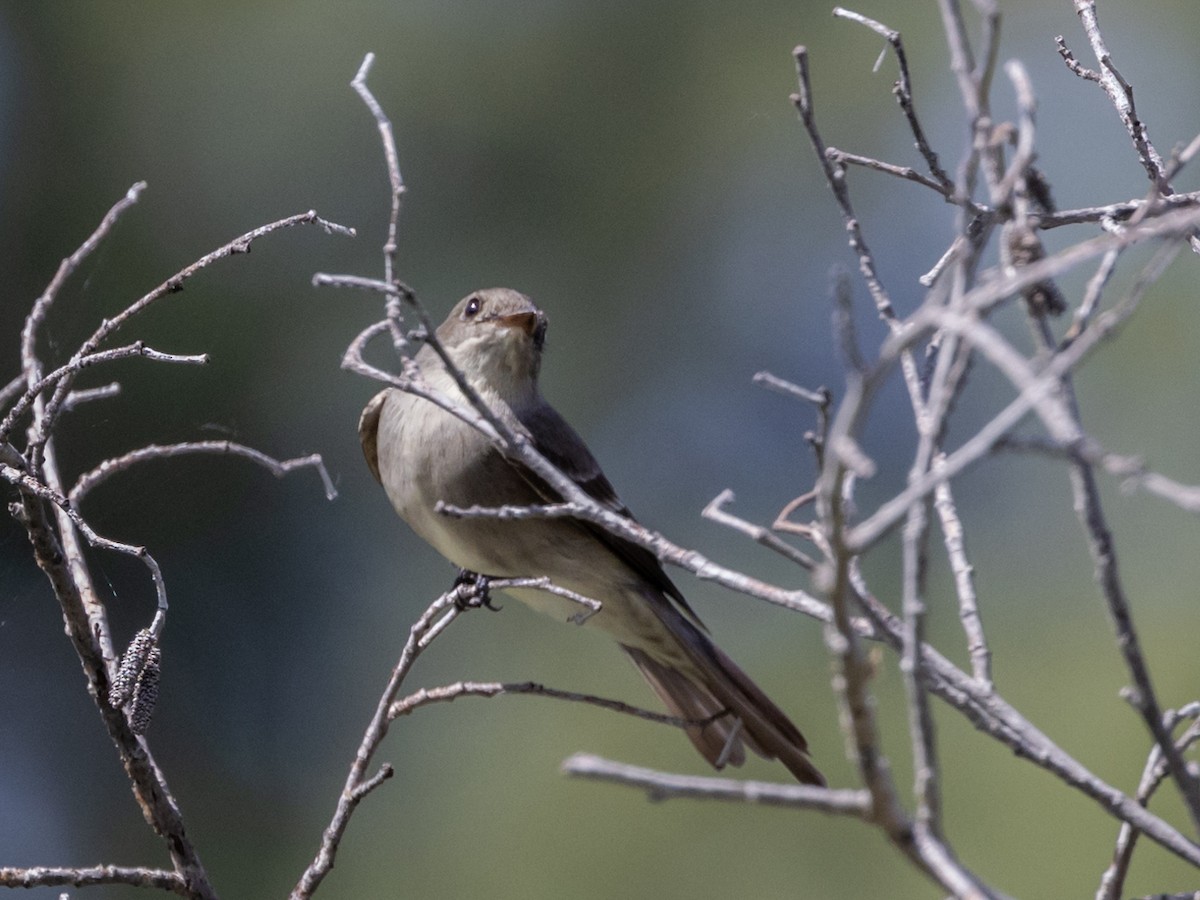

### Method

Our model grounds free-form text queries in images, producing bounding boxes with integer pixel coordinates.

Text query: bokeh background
[2,2,1199,897]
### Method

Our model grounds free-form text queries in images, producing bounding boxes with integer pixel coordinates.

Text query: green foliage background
[2,2,1199,897]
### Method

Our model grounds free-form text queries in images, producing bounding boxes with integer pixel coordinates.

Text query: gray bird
[359,288,824,785]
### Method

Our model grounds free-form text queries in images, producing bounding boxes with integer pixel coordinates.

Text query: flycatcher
[360,288,823,785]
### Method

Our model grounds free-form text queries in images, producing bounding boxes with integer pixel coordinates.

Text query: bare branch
[1,342,209,445]
[861,569,1200,868]
[4,463,171,616]
[818,400,953,888]
[1096,704,1200,900]
[312,22,1200,895]
[294,570,615,899]
[752,370,829,407]
[791,48,905,336]
[1063,241,1122,346]
[349,53,409,351]
[1066,0,1168,190]
[0,373,24,409]
[832,7,955,191]
[937,0,1005,203]
[933,463,991,687]
[0,864,189,895]
[62,381,122,412]
[818,234,1200,868]
[351,53,406,298]
[1019,240,1200,834]
[826,147,952,195]
[70,441,337,506]
[852,239,1185,553]
[1036,190,1200,230]
[994,60,1036,207]
[23,208,353,477]
[436,499,578,521]
[291,586,467,900]
[453,573,602,624]
[562,753,871,815]
[992,436,1200,516]
[900,458,943,842]
[702,489,818,571]
[390,680,722,730]
[15,481,216,897]
[6,179,354,898]
[1056,34,1101,83]
[20,183,147,405]
[312,271,412,299]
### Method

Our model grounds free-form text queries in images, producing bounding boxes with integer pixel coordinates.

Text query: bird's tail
[621,638,825,786]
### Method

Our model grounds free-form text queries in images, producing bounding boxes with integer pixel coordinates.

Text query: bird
[359,287,824,785]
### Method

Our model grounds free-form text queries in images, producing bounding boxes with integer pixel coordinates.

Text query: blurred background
[2,1,1199,897]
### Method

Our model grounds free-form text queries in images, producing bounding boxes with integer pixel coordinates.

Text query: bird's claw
[452,569,502,612]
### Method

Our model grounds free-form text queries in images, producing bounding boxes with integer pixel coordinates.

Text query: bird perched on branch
[359,288,824,785]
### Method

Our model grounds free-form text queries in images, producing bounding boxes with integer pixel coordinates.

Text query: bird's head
[436,288,548,400]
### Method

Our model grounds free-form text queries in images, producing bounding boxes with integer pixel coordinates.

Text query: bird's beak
[497,310,544,337]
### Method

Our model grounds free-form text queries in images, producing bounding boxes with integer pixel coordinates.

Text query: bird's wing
[514,399,705,629]
[359,389,388,483]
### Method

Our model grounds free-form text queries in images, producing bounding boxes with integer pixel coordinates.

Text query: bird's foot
[452,569,502,611]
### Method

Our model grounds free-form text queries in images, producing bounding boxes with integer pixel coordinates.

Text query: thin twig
[819,391,917,872]
[752,371,830,407]
[1027,309,1200,830]
[794,48,993,795]
[818,413,994,896]
[702,489,818,570]
[938,0,1004,203]
[1036,191,1200,230]
[0,342,209,445]
[997,435,1200,518]
[443,572,602,624]
[1056,34,1101,83]
[899,435,944,843]
[562,753,871,814]
[4,463,171,615]
[16,478,216,897]
[70,441,337,506]
[791,46,930,443]
[933,462,991,687]
[350,53,409,350]
[23,209,353,477]
[852,239,1185,552]
[0,864,189,896]
[10,189,351,899]
[792,49,908,340]
[994,60,1036,207]
[819,236,1200,867]
[390,680,723,730]
[294,576,618,898]
[20,183,147,428]
[291,587,465,900]
[832,7,955,191]
[1096,704,1200,900]
[62,381,122,412]
[1063,243,1122,345]
[825,148,977,210]
[0,373,25,409]
[313,271,412,298]
[1067,0,1168,190]
[436,499,578,521]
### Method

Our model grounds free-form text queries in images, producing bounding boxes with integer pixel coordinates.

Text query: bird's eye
[464,297,481,318]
